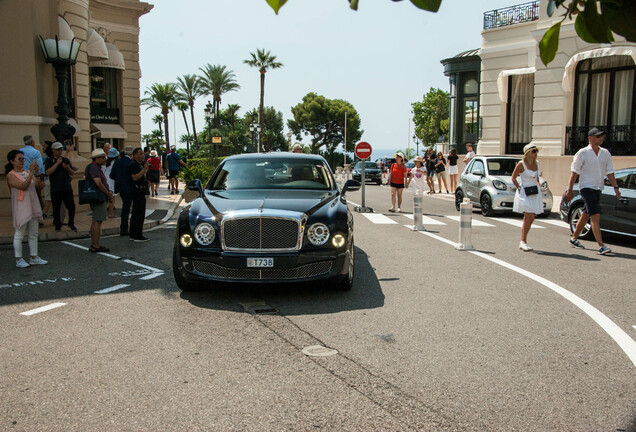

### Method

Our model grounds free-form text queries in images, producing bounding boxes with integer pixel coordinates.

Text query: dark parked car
[352,161,382,185]
[560,167,636,239]
[173,153,361,292]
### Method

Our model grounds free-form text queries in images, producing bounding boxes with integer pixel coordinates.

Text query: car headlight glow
[492,179,507,191]
[180,234,193,247]
[194,223,215,245]
[540,180,548,191]
[332,234,346,248]
[307,223,330,246]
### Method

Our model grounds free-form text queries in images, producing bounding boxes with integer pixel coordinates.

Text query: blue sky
[139,0,520,158]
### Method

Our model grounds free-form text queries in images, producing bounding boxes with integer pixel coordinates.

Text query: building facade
[0,0,152,215]
[447,0,635,190]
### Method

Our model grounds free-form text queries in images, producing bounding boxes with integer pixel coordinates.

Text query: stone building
[443,0,635,190]
[0,0,152,215]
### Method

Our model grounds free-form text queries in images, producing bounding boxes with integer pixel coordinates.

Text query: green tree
[199,64,240,128]
[244,49,283,142]
[265,0,635,66]
[152,114,164,140]
[142,83,177,152]
[175,74,204,151]
[244,107,287,152]
[411,87,449,146]
[288,92,363,154]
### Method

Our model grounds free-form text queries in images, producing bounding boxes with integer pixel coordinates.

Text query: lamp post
[413,134,420,156]
[249,122,261,153]
[38,35,81,144]
[204,101,214,159]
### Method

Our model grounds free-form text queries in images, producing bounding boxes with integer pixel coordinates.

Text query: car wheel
[335,242,354,291]
[455,189,464,211]
[569,204,593,240]
[480,193,495,217]
[172,248,202,292]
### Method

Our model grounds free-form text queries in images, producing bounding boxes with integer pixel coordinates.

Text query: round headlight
[194,223,215,245]
[332,234,345,248]
[492,179,507,191]
[180,234,193,247]
[540,180,548,191]
[307,223,330,246]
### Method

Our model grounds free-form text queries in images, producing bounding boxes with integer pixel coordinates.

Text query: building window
[506,74,534,154]
[566,55,636,155]
[461,72,479,150]
[90,67,120,124]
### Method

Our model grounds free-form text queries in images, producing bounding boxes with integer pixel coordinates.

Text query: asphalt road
[1,185,635,431]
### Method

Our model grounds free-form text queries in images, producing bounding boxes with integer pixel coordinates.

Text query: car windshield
[208,158,334,191]
[355,162,378,169]
[487,159,519,176]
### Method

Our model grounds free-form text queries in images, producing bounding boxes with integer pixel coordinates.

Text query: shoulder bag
[78,178,106,204]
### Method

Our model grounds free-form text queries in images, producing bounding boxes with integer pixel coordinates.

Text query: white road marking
[347,200,361,207]
[416,229,636,368]
[122,259,163,274]
[139,273,164,280]
[361,213,397,224]
[20,302,67,316]
[535,219,570,229]
[402,214,447,225]
[491,217,545,228]
[444,215,495,227]
[62,241,89,251]
[94,284,130,294]
[633,325,636,331]
[145,209,155,218]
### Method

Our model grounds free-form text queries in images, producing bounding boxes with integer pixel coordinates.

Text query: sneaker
[519,242,533,252]
[132,236,150,243]
[16,258,30,268]
[569,238,584,249]
[68,224,77,232]
[388,208,395,213]
[598,245,611,255]
[29,256,48,265]
[397,208,402,213]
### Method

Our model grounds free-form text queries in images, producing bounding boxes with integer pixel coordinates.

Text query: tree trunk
[259,70,266,151]
[181,110,190,158]
[163,108,170,153]
[189,102,199,152]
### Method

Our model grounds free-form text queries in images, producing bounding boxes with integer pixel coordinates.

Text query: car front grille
[191,260,333,280]
[222,216,301,251]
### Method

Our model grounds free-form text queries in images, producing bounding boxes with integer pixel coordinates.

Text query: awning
[497,67,536,102]
[91,123,127,139]
[86,28,108,59]
[562,47,636,93]
[89,42,125,70]
[58,16,74,41]
[68,118,81,137]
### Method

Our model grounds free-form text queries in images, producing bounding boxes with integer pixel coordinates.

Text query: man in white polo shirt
[565,127,621,255]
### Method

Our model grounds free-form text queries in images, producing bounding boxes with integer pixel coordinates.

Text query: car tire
[173,249,203,292]
[455,189,464,211]
[480,193,495,217]
[335,242,354,291]
[569,204,593,240]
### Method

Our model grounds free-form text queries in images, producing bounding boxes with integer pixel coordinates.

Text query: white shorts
[448,165,459,175]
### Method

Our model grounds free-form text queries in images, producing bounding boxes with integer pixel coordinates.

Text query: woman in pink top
[5,150,48,268]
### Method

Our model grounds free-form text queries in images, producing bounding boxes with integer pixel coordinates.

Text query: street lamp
[38,35,82,144]
[413,134,420,156]
[249,121,261,153]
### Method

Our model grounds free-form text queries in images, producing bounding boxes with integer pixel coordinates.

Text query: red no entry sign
[354,141,372,160]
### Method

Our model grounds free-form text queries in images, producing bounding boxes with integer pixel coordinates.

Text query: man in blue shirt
[164,146,186,194]
[19,135,45,206]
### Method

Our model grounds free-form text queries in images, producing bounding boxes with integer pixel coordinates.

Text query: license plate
[247,257,274,268]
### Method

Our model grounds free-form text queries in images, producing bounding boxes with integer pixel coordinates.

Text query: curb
[0,195,184,246]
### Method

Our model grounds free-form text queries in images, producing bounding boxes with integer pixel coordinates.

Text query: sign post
[354,141,373,213]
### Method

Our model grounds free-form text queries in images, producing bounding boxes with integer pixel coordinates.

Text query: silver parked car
[455,156,553,216]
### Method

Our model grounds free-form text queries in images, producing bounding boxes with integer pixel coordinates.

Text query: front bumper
[490,188,554,213]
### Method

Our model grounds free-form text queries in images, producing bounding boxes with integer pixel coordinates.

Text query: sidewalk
[0,179,184,246]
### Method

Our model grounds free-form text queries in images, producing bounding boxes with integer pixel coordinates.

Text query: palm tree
[142,83,177,152]
[175,74,203,151]
[244,49,283,145]
[176,102,191,157]
[152,114,164,140]
[198,64,240,128]
[225,104,241,131]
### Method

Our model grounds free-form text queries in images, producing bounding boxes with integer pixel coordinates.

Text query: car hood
[354,168,380,173]
[201,189,338,217]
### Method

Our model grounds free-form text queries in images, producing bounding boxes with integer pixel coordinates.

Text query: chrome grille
[222,216,301,251]
[191,260,332,280]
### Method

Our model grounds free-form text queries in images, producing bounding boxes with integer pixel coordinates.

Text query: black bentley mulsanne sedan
[173,153,361,292]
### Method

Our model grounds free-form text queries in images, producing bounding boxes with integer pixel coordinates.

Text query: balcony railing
[483,1,540,30]
[565,125,636,156]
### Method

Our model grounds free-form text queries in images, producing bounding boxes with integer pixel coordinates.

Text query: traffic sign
[355,141,372,160]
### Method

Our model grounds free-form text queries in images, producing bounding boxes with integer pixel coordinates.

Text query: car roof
[222,152,327,162]
[473,155,521,159]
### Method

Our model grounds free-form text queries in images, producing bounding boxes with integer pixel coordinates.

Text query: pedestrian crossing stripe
[535,219,569,229]
[401,214,446,225]
[444,215,494,227]
[490,217,545,228]
[359,212,565,230]
[361,213,397,224]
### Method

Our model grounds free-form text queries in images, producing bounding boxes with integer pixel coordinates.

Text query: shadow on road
[180,246,384,316]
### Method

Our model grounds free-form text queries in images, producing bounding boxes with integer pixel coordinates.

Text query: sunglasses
[531,149,538,153]
[16,157,24,161]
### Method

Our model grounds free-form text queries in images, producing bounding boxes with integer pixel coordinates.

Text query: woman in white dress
[512,144,543,251]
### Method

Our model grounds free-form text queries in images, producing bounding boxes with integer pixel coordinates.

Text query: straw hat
[91,148,106,159]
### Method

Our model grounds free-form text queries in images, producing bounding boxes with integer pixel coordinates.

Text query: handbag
[78,178,106,204]
[524,185,539,196]
[133,178,150,196]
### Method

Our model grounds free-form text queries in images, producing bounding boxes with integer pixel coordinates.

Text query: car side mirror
[472,169,483,177]
[185,179,203,203]
[342,179,361,195]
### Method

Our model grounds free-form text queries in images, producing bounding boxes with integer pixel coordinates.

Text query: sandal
[388,208,396,213]
[89,246,110,253]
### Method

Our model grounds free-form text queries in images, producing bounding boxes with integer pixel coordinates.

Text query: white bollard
[411,189,425,231]
[455,198,475,251]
